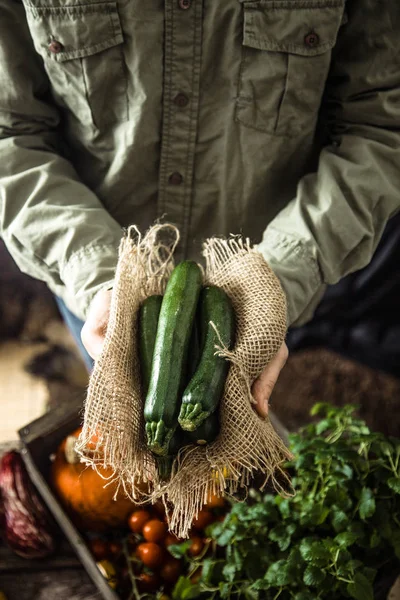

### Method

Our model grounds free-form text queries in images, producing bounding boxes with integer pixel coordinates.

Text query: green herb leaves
[172,404,400,599]
[359,488,376,520]
[347,572,374,600]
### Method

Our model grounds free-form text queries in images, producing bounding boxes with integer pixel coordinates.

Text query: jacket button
[48,39,63,54]
[173,93,189,108]
[169,172,183,185]
[304,32,319,48]
[178,0,191,9]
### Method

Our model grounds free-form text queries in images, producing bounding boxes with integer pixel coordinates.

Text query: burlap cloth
[77,225,291,537]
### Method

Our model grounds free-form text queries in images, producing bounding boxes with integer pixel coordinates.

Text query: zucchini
[187,316,201,380]
[184,411,220,446]
[144,261,203,455]
[155,428,184,480]
[138,295,163,395]
[178,286,235,431]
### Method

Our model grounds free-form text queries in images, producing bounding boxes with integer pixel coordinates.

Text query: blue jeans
[54,297,94,373]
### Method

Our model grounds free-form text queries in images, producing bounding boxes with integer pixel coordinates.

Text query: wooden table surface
[0,544,101,600]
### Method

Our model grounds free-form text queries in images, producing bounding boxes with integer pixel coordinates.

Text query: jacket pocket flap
[24,1,123,62]
[242,1,345,56]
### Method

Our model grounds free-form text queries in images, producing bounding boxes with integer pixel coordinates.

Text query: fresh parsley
[172,404,400,599]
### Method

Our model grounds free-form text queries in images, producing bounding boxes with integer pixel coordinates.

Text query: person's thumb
[81,289,113,360]
[251,342,288,418]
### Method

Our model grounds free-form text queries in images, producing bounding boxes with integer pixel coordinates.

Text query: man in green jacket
[0,0,399,414]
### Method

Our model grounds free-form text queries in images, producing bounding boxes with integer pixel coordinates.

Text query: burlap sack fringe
[77,225,292,535]
[76,224,179,499]
[164,236,292,537]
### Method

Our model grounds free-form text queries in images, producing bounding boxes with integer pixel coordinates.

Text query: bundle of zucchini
[138,261,235,479]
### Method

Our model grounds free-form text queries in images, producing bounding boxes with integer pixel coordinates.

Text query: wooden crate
[16,399,399,599]
[16,396,291,600]
[18,393,118,600]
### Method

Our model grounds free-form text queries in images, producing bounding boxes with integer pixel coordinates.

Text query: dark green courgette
[178,286,235,432]
[187,316,201,380]
[144,261,203,455]
[184,411,220,445]
[138,295,163,395]
[155,428,184,480]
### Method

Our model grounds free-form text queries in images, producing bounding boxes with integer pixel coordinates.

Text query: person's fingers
[251,342,289,418]
[81,289,112,360]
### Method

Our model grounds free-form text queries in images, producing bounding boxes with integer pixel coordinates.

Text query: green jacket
[0,0,399,325]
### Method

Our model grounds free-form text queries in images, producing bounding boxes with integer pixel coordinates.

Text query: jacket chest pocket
[23,1,128,129]
[236,0,346,137]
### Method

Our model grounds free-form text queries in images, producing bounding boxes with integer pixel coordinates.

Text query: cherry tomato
[136,543,164,569]
[192,509,214,531]
[88,538,109,561]
[188,536,204,557]
[160,558,182,584]
[164,533,180,547]
[204,492,226,509]
[137,572,161,593]
[108,541,122,556]
[143,519,167,543]
[128,510,151,534]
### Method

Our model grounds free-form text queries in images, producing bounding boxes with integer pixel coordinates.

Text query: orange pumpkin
[51,427,141,532]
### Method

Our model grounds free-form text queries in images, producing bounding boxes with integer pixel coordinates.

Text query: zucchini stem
[178,402,211,431]
[145,420,175,456]
[155,455,174,480]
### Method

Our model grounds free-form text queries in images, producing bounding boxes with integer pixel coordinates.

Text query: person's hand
[251,342,288,418]
[81,289,112,360]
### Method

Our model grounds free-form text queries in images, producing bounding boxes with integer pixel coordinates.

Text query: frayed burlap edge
[77,227,293,535]
[161,236,293,538]
[76,224,179,500]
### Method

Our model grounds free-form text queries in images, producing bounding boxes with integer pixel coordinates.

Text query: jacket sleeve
[0,0,122,320]
[257,0,400,327]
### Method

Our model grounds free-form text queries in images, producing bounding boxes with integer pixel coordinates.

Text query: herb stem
[336,576,353,584]
[388,453,398,476]
[122,538,141,600]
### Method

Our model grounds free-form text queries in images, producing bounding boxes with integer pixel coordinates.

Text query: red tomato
[143,519,167,543]
[160,557,182,584]
[88,538,109,561]
[188,536,204,557]
[136,543,164,569]
[192,509,214,531]
[137,571,161,593]
[128,509,151,534]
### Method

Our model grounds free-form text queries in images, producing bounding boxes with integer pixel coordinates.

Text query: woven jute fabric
[77,225,292,536]
[76,225,178,494]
